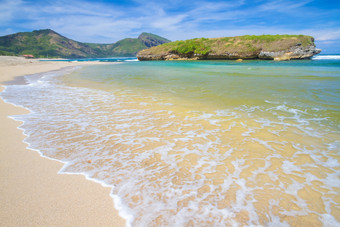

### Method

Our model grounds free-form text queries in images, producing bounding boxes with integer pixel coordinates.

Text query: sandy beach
[0,56,125,226]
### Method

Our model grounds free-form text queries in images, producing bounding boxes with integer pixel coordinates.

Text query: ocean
[1,56,340,226]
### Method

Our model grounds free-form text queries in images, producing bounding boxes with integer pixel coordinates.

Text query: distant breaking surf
[313,55,340,59]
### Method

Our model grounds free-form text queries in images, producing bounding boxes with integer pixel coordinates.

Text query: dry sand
[0,56,126,226]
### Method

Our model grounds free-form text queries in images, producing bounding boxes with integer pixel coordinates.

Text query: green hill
[110,38,147,56]
[0,29,170,58]
[138,32,171,48]
[0,29,98,58]
[137,35,321,61]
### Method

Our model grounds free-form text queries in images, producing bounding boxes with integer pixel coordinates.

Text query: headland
[137,35,321,61]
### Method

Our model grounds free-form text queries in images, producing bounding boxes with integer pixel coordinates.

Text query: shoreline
[0,56,126,226]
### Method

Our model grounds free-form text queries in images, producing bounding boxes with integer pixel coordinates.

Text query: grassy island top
[138,34,315,56]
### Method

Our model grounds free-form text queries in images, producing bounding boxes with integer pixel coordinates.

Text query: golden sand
[0,56,125,226]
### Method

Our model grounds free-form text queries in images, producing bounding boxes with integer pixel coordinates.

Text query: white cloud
[313,30,340,41]
[0,0,22,24]
[258,0,313,12]
[0,0,142,42]
[150,14,188,31]
[1,0,339,51]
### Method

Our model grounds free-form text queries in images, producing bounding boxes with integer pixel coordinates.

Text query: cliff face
[137,35,321,61]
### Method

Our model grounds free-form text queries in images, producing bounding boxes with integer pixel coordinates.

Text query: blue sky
[1,0,340,53]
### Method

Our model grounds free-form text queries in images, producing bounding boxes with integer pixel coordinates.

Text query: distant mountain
[111,38,147,56]
[0,29,170,58]
[138,32,171,48]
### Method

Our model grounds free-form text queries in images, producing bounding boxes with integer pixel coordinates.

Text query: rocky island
[137,35,321,61]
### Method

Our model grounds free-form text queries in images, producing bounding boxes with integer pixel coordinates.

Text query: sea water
[1,56,339,226]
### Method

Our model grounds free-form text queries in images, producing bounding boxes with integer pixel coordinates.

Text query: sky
[1,0,340,53]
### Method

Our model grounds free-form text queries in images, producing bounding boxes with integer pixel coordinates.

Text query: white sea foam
[313,55,340,60]
[125,59,139,62]
[321,214,340,227]
[1,64,339,226]
[282,160,302,174]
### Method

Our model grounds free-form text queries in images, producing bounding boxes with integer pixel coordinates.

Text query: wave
[124,59,139,62]
[312,55,340,60]
[40,57,138,63]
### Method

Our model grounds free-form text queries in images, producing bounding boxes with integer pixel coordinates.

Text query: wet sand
[0,56,125,226]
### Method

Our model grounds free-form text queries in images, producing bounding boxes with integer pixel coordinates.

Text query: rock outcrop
[137,35,321,61]
[258,44,321,60]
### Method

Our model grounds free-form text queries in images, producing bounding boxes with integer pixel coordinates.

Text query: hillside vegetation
[0,29,170,58]
[138,32,171,48]
[137,35,320,60]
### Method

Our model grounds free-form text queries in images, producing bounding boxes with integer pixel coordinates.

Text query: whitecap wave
[125,59,139,62]
[312,55,340,60]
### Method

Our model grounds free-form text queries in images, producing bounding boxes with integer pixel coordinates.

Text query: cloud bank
[0,0,339,53]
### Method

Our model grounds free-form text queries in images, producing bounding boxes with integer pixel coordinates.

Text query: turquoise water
[70,59,340,124]
[1,57,340,226]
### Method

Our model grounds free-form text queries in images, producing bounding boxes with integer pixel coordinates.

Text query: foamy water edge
[0,68,134,226]
[1,61,339,226]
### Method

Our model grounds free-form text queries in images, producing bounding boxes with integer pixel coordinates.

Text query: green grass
[169,38,211,55]
[239,34,314,46]
[240,34,297,41]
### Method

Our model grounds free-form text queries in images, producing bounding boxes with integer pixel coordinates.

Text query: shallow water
[1,58,340,226]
